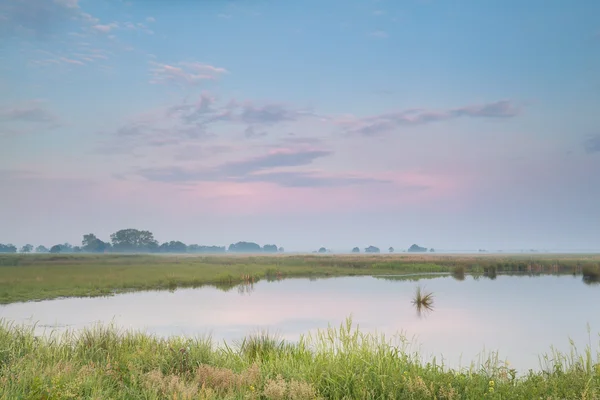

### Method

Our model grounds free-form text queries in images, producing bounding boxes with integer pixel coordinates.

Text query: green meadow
[0,253,598,304]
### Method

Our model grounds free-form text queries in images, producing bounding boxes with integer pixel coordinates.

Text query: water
[1,274,599,372]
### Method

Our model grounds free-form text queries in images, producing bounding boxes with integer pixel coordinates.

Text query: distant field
[0,253,598,304]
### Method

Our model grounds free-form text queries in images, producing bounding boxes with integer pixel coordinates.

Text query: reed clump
[412,285,435,316]
[582,264,600,284]
[452,265,466,280]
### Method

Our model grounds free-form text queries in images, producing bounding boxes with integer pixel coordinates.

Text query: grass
[412,285,435,316]
[583,265,600,284]
[1,253,599,304]
[0,318,599,399]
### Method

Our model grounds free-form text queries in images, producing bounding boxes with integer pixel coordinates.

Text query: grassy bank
[0,253,599,304]
[0,318,598,399]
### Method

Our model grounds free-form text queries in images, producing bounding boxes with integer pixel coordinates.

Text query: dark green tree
[408,244,427,253]
[35,245,49,253]
[188,245,226,253]
[110,229,158,252]
[365,246,380,253]
[82,234,109,253]
[352,247,360,253]
[228,242,262,253]
[262,244,278,253]
[20,244,33,253]
[159,241,187,253]
[0,244,17,253]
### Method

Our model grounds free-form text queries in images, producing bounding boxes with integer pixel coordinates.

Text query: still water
[1,274,599,372]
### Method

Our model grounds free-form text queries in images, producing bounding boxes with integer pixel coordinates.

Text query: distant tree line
[0,229,284,255]
[2,231,434,255]
[332,244,434,253]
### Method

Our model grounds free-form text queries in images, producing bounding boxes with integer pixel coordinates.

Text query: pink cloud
[109,168,467,216]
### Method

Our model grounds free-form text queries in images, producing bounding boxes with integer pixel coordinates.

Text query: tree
[352,247,360,253]
[35,245,49,253]
[278,247,285,253]
[0,244,17,253]
[388,247,394,253]
[318,247,327,253]
[262,244,278,253]
[49,244,62,253]
[110,229,158,252]
[188,245,226,253]
[20,244,33,253]
[82,234,109,253]
[430,248,435,252]
[408,244,427,253]
[365,246,380,253]
[159,241,188,253]
[228,242,262,253]
[61,243,73,253]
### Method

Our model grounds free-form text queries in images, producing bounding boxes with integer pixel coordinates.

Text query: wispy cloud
[340,100,521,136]
[583,135,600,153]
[244,126,268,138]
[0,100,61,129]
[149,61,228,86]
[238,171,391,188]
[136,148,389,188]
[369,30,388,38]
[372,10,386,16]
[0,0,98,39]
[91,23,119,34]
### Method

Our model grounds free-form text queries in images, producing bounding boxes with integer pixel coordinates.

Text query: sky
[1,0,599,252]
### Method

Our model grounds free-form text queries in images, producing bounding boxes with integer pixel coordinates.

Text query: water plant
[582,264,600,284]
[452,265,466,281]
[412,285,435,316]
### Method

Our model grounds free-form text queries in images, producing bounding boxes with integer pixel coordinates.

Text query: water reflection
[1,274,599,373]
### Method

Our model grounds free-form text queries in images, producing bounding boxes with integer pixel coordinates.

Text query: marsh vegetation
[0,318,599,399]
[412,285,435,317]
[1,253,599,304]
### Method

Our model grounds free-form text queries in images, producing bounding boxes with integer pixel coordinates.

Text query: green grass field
[0,317,598,399]
[0,253,598,304]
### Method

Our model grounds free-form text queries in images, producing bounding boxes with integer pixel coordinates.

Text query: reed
[412,285,435,317]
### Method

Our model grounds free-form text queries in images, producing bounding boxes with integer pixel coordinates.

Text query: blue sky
[1,0,599,251]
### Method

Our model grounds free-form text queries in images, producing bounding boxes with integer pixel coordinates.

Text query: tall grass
[0,318,599,399]
[583,265,600,284]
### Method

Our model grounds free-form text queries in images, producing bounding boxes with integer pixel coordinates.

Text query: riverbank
[1,253,598,304]
[0,318,598,399]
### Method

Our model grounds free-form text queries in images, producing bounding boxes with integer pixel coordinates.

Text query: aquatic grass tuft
[582,265,600,284]
[412,285,435,316]
[452,265,466,281]
[235,329,286,361]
